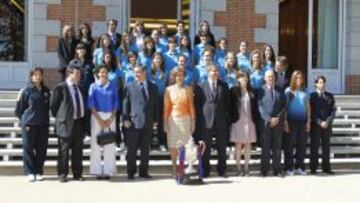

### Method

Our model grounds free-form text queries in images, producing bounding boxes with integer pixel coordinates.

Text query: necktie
[140,82,148,101]
[73,84,81,119]
[212,82,217,98]
[269,87,274,101]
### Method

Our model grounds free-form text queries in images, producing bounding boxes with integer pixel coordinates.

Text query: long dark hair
[179,35,191,53]
[235,71,253,95]
[78,23,94,42]
[29,67,45,87]
[262,44,276,66]
[143,36,156,57]
[151,52,166,80]
[102,49,117,72]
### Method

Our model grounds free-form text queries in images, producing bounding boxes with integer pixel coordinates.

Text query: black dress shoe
[127,174,135,180]
[274,172,285,178]
[59,177,68,183]
[323,170,335,175]
[260,172,267,177]
[218,173,228,178]
[139,174,153,179]
[73,176,84,181]
[310,170,317,175]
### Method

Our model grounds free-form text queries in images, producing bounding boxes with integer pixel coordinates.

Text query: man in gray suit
[122,65,159,180]
[195,64,231,178]
[258,70,285,177]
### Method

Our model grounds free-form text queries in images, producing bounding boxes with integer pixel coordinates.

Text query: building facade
[0,0,359,94]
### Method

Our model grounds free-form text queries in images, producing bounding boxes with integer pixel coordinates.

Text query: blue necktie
[140,82,148,101]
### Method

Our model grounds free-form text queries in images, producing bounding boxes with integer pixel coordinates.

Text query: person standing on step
[122,65,159,180]
[310,76,336,175]
[50,64,86,183]
[15,67,50,182]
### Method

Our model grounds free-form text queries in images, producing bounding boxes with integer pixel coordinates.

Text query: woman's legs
[243,142,252,175]
[169,148,178,177]
[235,143,243,175]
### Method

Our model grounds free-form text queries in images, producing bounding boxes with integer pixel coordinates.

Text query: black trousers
[126,127,152,176]
[260,122,283,174]
[310,125,332,172]
[21,125,49,175]
[202,127,227,176]
[284,120,308,171]
[57,119,84,178]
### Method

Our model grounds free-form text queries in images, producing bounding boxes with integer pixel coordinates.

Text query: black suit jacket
[274,70,291,92]
[50,82,85,138]
[229,86,258,124]
[257,85,286,126]
[310,91,336,126]
[57,37,79,77]
[122,80,159,130]
[196,80,231,130]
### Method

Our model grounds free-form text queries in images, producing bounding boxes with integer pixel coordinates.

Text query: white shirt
[66,78,85,119]
[208,79,217,92]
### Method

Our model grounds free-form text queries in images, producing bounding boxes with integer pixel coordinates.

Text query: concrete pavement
[1,170,360,203]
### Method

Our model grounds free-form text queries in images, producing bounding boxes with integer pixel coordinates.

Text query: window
[0,0,26,62]
[312,0,339,69]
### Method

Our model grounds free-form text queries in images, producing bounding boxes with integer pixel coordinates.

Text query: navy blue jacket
[15,84,51,127]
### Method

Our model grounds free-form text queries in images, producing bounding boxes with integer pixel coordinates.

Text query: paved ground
[1,170,360,203]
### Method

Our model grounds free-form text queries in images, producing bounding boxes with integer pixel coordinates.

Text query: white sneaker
[27,174,36,182]
[295,168,306,175]
[286,170,294,176]
[36,174,44,181]
[159,145,167,152]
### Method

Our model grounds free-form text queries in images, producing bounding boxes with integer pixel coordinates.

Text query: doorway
[279,0,345,93]
[129,0,190,35]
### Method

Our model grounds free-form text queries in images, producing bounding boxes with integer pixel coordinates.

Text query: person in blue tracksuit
[159,24,169,53]
[236,41,252,74]
[148,52,168,151]
[219,52,238,89]
[262,44,276,72]
[215,38,228,68]
[163,37,180,73]
[284,70,311,176]
[15,67,50,182]
[193,46,216,84]
[176,35,192,69]
[138,37,156,72]
[151,28,167,54]
[193,33,209,65]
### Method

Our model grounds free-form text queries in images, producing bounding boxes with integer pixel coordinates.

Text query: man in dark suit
[274,56,291,92]
[122,65,159,180]
[310,76,336,175]
[258,70,286,177]
[97,19,121,49]
[50,64,85,182]
[195,64,231,178]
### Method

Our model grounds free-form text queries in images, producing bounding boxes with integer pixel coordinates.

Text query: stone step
[0,91,20,100]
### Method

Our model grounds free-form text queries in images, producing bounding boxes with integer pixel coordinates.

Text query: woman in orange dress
[163,68,196,177]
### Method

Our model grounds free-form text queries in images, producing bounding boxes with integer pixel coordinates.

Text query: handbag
[96,128,116,146]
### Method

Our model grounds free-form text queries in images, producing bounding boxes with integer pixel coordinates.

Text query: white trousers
[89,112,117,176]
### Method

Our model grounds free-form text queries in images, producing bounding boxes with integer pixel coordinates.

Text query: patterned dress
[230,92,256,143]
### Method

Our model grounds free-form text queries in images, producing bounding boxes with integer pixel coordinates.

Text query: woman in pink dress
[230,71,257,176]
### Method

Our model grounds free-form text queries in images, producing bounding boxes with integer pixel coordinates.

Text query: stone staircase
[0,91,360,175]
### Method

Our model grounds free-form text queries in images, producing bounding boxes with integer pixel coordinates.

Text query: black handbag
[96,128,116,146]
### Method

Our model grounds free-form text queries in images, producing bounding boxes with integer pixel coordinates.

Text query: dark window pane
[0,0,26,61]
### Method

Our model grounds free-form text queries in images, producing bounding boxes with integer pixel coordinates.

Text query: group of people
[15,19,336,183]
